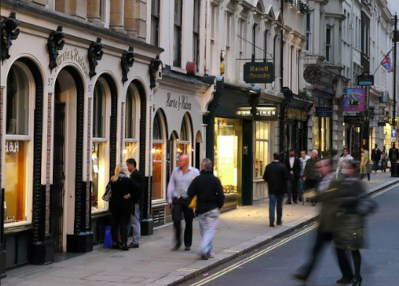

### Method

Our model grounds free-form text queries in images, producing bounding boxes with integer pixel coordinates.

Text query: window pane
[180,119,188,141]
[173,26,181,66]
[153,112,162,140]
[5,141,27,224]
[152,143,164,200]
[91,142,108,210]
[125,89,136,139]
[93,84,105,138]
[123,142,138,162]
[7,65,29,135]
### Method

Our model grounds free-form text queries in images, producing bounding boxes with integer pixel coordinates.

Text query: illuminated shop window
[5,62,34,226]
[176,115,190,164]
[214,118,240,193]
[124,84,139,162]
[152,111,166,201]
[255,121,269,178]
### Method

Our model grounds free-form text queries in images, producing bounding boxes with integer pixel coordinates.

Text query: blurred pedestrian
[263,153,290,227]
[167,155,200,251]
[303,150,319,189]
[292,158,353,283]
[389,143,399,168]
[335,160,366,286]
[336,148,353,179]
[360,146,370,181]
[284,149,300,204]
[381,145,387,172]
[371,144,381,173]
[298,150,310,202]
[126,158,143,248]
[109,164,139,251]
[188,158,225,260]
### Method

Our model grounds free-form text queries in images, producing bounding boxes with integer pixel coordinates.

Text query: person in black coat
[263,153,290,227]
[389,143,399,168]
[109,164,139,251]
[371,144,381,173]
[285,149,301,204]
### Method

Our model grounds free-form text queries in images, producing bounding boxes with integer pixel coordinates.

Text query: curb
[153,178,399,286]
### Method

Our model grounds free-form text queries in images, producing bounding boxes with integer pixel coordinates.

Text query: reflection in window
[6,65,29,135]
[255,122,269,178]
[214,118,240,193]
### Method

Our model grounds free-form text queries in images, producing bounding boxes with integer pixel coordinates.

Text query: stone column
[124,0,147,39]
[110,0,126,33]
[87,0,102,25]
[55,0,87,19]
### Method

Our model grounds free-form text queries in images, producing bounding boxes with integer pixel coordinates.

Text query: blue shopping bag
[104,225,113,248]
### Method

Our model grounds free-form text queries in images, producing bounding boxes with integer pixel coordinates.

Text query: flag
[381,51,394,73]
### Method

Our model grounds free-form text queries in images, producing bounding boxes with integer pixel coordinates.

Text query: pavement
[2,171,398,286]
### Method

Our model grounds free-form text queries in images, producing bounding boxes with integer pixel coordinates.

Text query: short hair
[289,149,295,153]
[311,150,318,155]
[342,148,348,152]
[318,157,333,167]
[126,158,137,167]
[201,158,213,171]
[273,153,280,160]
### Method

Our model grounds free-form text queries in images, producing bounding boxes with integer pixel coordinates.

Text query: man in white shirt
[336,148,353,179]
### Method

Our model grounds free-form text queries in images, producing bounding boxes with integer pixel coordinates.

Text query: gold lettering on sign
[56,48,89,78]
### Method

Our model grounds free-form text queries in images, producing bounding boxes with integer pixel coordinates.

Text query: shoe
[336,276,353,283]
[348,276,362,286]
[122,244,129,251]
[112,242,121,250]
[270,223,275,227]
[201,254,209,260]
[171,242,181,251]
[277,222,282,226]
[291,273,308,281]
[128,242,139,248]
[207,253,214,258]
[184,246,191,251]
[285,201,292,204]
[293,201,298,204]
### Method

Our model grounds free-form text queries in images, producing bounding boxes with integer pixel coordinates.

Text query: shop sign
[243,62,274,83]
[236,105,278,120]
[165,92,192,111]
[343,88,365,112]
[344,116,361,123]
[315,107,332,117]
[57,48,89,78]
[357,74,374,86]
[286,108,307,121]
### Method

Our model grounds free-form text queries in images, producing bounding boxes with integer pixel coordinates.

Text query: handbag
[188,196,197,209]
[102,182,112,202]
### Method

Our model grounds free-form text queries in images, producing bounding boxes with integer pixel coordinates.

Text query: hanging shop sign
[343,88,365,112]
[344,116,361,123]
[357,74,374,86]
[286,108,307,121]
[243,62,274,83]
[236,105,278,120]
[315,107,332,117]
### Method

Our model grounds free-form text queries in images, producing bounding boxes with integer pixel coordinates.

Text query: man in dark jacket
[285,149,301,204]
[263,153,290,227]
[126,158,143,248]
[188,158,225,260]
[371,144,381,173]
[389,143,398,169]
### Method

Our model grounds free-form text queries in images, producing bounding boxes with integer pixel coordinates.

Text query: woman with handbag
[360,146,370,181]
[334,160,368,286]
[109,164,138,250]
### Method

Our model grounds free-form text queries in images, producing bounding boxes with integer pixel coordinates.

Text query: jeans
[127,203,140,244]
[172,197,194,247]
[287,176,298,202]
[381,159,387,172]
[269,194,284,224]
[197,208,219,256]
[373,160,379,172]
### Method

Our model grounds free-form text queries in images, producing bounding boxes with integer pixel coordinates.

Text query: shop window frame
[254,121,270,179]
[152,110,167,203]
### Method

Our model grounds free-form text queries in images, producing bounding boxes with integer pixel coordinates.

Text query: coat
[360,150,370,174]
[304,158,319,180]
[263,161,290,195]
[285,157,301,179]
[371,148,381,162]
[109,175,137,216]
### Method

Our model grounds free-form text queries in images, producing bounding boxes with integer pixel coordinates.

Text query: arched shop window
[91,77,111,212]
[4,61,35,226]
[124,83,139,162]
[152,110,166,201]
[176,114,191,165]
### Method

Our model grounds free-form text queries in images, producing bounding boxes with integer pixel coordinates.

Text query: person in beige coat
[360,146,370,181]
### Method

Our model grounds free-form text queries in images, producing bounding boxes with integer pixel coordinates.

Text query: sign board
[344,116,361,123]
[357,74,374,86]
[236,105,278,120]
[286,108,307,121]
[243,62,274,83]
[315,107,332,117]
[392,129,397,138]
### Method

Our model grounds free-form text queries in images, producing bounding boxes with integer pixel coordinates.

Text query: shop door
[51,102,65,252]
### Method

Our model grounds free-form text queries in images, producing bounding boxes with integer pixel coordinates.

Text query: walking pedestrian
[303,150,319,189]
[360,146,370,181]
[109,164,139,251]
[292,158,354,283]
[284,149,300,204]
[187,158,225,260]
[126,158,143,248]
[335,160,367,286]
[298,150,310,202]
[336,148,353,179]
[371,144,381,173]
[389,143,398,169]
[167,154,200,251]
[381,145,387,172]
[263,153,290,227]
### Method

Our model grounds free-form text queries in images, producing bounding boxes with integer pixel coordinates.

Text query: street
[180,185,399,286]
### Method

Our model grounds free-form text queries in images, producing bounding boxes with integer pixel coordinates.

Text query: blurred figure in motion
[292,158,354,284]
[360,146,370,181]
[334,160,366,286]
[336,148,353,179]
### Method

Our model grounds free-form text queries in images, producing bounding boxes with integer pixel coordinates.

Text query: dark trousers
[299,230,353,278]
[287,176,298,202]
[111,213,130,245]
[269,194,284,224]
[360,174,370,181]
[172,197,194,247]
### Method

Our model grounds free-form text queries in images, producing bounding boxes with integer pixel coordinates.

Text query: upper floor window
[125,85,137,139]
[151,0,160,46]
[306,13,312,52]
[226,12,232,48]
[252,24,257,60]
[263,30,268,61]
[193,0,200,70]
[173,0,183,67]
[326,28,332,63]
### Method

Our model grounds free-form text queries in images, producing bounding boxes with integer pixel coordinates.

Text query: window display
[91,142,107,211]
[255,121,269,178]
[152,111,165,200]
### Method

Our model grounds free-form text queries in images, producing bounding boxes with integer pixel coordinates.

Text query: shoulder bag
[102,182,112,202]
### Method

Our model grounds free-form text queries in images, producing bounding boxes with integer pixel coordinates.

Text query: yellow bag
[188,196,197,209]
